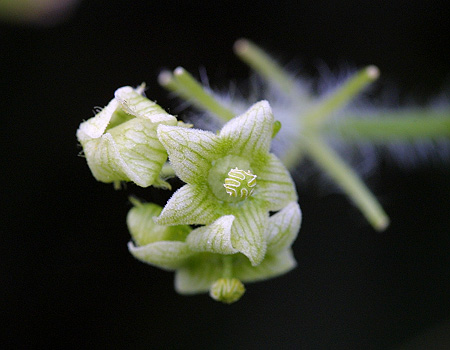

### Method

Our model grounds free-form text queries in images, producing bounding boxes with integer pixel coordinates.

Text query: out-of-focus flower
[0,0,80,26]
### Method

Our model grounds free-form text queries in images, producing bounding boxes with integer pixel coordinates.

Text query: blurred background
[1,0,449,348]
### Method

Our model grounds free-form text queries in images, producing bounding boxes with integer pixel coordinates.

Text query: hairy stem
[327,110,450,141]
[304,66,379,128]
[303,135,390,231]
[234,38,299,95]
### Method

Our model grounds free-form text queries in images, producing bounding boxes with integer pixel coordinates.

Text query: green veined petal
[81,118,168,187]
[114,86,177,125]
[128,241,193,271]
[157,125,222,184]
[186,215,238,255]
[265,202,302,254]
[254,153,297,211]
[76,98,121,142]
[230,202,268,266]
[156,184,221,225]
[219,100,274,157]
[235,249,297,282]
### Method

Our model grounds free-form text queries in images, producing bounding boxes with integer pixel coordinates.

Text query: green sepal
[174,249,296,294]
[272,120,282,138]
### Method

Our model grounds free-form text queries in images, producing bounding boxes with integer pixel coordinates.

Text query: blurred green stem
[304,66,379,128]
[158,67,235,122]
[233,38,298,95]
[303,135,390,231]
[328,110,450,141]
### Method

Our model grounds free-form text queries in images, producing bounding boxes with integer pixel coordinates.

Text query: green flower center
[208,155,256,203]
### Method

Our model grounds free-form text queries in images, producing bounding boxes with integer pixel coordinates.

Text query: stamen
[223,167,257,199]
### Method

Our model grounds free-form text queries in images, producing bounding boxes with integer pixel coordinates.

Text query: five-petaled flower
[155,101,298,266]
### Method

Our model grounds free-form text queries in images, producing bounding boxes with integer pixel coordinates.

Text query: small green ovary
[223,168,257,199]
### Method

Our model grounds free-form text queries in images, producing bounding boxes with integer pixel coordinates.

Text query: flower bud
[209,278,246,304]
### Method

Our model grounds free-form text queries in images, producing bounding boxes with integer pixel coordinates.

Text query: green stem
[222,256,234,278]
[233,38,298,95]
[303,135,390,231]
[326,110,450,141]
[158,67,236,122]
[304,66,379,128]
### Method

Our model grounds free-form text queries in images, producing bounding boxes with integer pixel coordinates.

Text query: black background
[2,1,450,348]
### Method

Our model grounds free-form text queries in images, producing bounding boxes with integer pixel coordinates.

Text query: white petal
[156,184,220,226]
[186,215,238,255]
[157,125,221,184]
[76,98,121,142]
[219,100,273,157]
[254,154,297,211]
[230,202,268,266]
[265,202,302,254]
[128,241,193,271]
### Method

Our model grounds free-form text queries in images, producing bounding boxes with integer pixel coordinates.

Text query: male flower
[155,101,298,266]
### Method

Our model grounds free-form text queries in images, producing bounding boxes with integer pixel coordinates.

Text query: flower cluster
[77,88,301,303]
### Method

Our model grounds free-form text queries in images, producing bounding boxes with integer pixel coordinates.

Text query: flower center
[208,155,256,203]
[223,168,257,199]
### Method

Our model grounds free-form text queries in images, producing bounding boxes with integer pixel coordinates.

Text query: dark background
[2,1,449,348]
